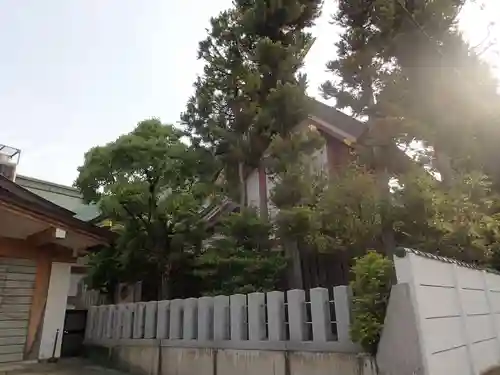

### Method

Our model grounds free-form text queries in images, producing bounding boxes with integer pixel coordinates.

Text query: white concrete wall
[39,262,72,360]
[392,250,500,375]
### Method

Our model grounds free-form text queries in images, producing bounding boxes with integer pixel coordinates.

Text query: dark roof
[309,99,368,140]
[0,175,113,241]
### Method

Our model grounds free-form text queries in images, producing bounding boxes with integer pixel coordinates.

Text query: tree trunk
[377,155,396,257]
[284,239,304,289]
[159,272,170,300]
[367,85,395,257]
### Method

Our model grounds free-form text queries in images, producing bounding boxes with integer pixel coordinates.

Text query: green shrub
[195,208,288,295]
[349,251,393,354]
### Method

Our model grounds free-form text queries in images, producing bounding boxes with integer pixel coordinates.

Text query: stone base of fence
[84,286,376,374]
[85,341,377,375]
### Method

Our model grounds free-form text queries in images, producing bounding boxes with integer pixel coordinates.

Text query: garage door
[0,257,36,363]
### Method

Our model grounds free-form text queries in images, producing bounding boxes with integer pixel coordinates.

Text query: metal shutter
[0,257,36,363]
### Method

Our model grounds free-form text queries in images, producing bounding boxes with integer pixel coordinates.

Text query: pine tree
[322,0,500,185]
[322,0,500,263]
[182,0,322,210]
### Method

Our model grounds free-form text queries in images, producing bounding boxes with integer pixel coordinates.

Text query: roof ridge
[16,174,80,194]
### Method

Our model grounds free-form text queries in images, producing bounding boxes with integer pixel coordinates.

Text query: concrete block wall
[378,249,500,375]
[84,287,373,375]
[86,286,358,352]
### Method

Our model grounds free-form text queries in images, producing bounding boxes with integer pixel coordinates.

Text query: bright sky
[1,0,498,185]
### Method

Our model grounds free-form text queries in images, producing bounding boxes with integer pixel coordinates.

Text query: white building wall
[391,251,500,375]
[310,145,328,172]
[246,169,260,210]
[68,273,85,297]
[39,262,72,360]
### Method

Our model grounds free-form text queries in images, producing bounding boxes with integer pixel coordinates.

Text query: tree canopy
[76,119,217,299]
[181,0,321,207]
[79,0,500,301]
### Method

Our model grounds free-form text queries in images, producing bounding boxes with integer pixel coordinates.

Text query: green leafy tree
[181,0,321,210]
[195,208,288,295]
[76,119,217,299]
[322,0,500,184]
[320,0,479,254]
[320,0,500,265]
[393,171,500,264]
[83,245,123,299]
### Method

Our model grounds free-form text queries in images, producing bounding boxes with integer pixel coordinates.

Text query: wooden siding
[0,257,36,363]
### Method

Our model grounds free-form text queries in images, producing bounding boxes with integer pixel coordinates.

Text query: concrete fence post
[94,306,101,340]
[85,306,97,340]
[156,300,170,339]
[144,301,158,339]
[198,296,214,341]
[267,291,285,341]
[214,295,230,340]
[287,289,306,341]
[333,286,352,344]
[97,306,107,340]
[114,305,124,339]
[248,292,266,341]
[183,298,198,340]
[105,305,115,339]
[310,288,332,342]
[230,294,247,341]
[122,303,134,339]
[133,302,146,339]
[169,299,183,339]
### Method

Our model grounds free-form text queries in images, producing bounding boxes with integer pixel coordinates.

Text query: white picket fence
[85,286,359,352]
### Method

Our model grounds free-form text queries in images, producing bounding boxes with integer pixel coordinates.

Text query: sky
[1,1,498,186]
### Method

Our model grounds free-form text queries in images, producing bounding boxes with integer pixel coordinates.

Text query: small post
[333,286,352,344]
[85,306,97,340]
[97,306,107,340]
[133,302,146,339]
[183,298,198,340]
[267,291,285,341]
[214,295,230,340]
[230,294,247,341]
[287,289,306,341]
[121,303,134,339]
[310,288,332,342]
[105,305,115,339]
[156,300,170,339]
[114,305,124,339]
[169,299,183,339]
[198,296,214,341]
[248,292,266,341]
[144,301,158,339]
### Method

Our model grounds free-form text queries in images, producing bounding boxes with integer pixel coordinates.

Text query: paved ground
[0,359,128,375]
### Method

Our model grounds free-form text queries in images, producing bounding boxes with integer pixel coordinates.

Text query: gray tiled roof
[309,99,368,140]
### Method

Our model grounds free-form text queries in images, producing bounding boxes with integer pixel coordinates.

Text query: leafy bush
[350,251,393,355]
[195,208,288,295]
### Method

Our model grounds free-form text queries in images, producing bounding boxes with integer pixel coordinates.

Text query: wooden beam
[26,227,66,247]
[25,252,52,358]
